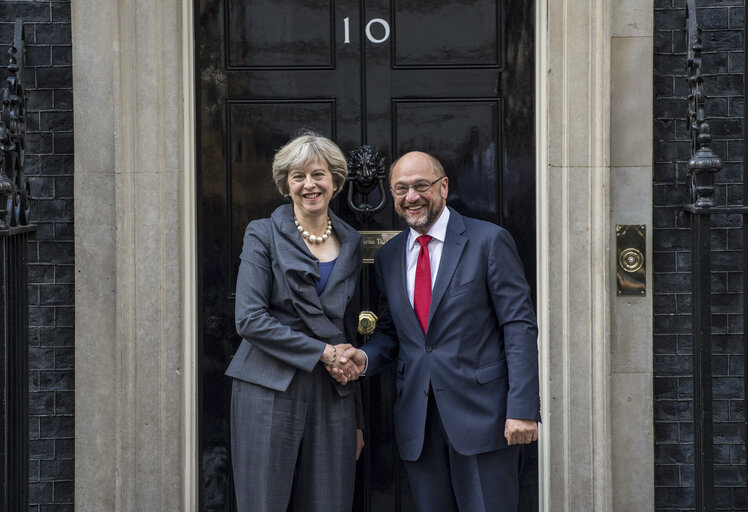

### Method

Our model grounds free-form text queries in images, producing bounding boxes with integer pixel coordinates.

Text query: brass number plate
[359,230,401,263]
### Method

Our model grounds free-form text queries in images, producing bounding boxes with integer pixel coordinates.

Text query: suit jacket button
[425,345,432,352]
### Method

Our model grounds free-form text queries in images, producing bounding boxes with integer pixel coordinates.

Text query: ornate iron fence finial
[0,19,28,230]
[685,0,721,210]
[688,122,722,208]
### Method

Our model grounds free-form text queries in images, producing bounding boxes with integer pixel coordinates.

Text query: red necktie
[413,235,432,334]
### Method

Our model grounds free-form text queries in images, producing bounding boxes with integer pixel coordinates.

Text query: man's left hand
[504,418,538,445]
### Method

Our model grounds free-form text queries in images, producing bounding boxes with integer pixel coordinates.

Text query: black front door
[197,0,536,510]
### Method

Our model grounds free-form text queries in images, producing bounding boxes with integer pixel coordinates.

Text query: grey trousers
[230,364,357,512]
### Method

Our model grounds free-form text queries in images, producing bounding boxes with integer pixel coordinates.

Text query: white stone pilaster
[73,0,194,509]
[538,0,613,509]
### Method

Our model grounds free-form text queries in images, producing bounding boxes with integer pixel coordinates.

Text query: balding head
[389,151,448,234]
[390,151,446,183]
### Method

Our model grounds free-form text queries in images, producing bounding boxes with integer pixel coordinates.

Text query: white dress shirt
[405,207,450,306]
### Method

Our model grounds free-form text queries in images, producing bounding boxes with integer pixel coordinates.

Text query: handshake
[321,344,367,384]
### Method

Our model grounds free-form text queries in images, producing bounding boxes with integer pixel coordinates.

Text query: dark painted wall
[654,1,745,510]
[0,2,74,510]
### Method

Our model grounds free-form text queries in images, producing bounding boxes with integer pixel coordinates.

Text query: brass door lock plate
[616,224,646,296]
[358,311,378,335]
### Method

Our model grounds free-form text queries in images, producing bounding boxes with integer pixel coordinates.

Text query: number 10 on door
[343,17,391,44]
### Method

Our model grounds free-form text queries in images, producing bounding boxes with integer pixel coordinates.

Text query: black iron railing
[684,2,748,510]
[0,19,32,512]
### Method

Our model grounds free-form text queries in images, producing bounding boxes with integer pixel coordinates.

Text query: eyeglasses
[390,176,445,196]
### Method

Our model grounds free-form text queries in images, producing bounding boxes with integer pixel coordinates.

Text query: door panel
[227,0,336,68]
[393,100,502,223]
[197,0,536,509]
[392,0,501,67]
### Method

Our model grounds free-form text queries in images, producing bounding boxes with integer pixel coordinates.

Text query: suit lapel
[270,204,345,338]
[427,209,467,328]
[388,230,424,336]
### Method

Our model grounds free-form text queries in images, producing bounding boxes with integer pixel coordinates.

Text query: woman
[226,131,364,512]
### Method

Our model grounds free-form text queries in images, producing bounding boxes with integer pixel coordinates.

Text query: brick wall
[654,0,746,510]
[0,2,74,510]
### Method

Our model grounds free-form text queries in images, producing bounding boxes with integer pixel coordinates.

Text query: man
[336,151,540,511]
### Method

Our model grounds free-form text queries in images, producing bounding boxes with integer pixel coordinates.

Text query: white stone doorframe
[73,0,653,510]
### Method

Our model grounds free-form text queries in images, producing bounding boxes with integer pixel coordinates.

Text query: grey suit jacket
[226,203,362,397]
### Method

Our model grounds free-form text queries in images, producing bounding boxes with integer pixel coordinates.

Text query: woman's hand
[327,347,366,384]
[320,343,353,369]
[322,344,364,384]
[320,343,342,367]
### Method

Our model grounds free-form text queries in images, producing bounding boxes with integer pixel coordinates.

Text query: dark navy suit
[362,207,539,511]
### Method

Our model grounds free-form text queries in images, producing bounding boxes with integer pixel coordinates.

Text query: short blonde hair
[272,130,348,197]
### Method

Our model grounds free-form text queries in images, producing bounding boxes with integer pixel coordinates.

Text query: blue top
[316,258,337,296]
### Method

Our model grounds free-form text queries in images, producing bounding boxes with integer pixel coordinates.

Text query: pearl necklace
[294,217,333,243]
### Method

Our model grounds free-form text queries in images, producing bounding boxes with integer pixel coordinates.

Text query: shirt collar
[408,206,450,250]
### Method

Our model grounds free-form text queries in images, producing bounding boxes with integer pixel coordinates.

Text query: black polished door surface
[197,0,536,510]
